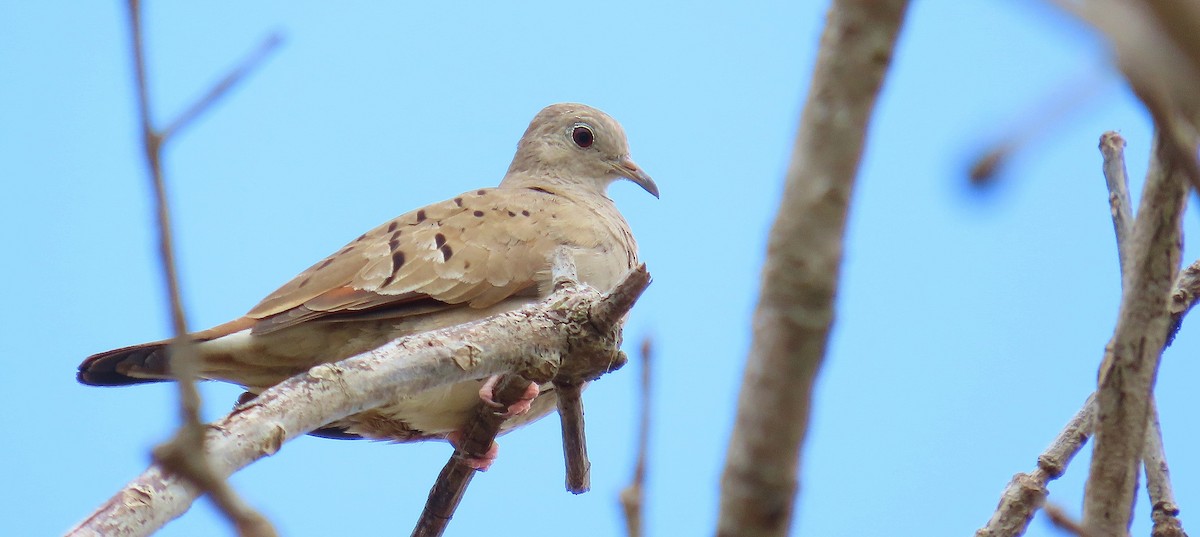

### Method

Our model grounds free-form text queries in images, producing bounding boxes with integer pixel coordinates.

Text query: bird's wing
[246,187,559,335]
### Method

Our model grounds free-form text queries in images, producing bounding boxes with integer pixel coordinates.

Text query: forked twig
[619,337,653,537]
[125,1,281,535]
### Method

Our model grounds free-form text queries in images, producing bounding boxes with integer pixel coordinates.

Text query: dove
[78,103,656,455]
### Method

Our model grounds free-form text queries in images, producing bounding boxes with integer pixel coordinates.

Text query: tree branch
[619,337,653,537]
[1084,131,1189,536]
[1100,131,1133,277]
[715,2,909,536]
[1144,400,1187,537]
[66,265,651,537]
[975,394,1096,537]
[126,2,281,535]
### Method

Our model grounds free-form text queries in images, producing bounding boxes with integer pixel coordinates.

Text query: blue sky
[2,2,1194,536]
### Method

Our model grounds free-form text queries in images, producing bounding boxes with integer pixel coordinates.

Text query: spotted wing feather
[246,188,556,335]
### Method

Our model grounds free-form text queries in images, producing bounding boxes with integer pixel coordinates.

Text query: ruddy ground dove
[78,103,656,451]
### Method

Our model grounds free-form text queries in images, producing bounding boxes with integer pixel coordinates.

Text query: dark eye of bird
[572,125,594,148]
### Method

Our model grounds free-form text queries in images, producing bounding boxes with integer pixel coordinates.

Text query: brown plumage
[78,103,656,442]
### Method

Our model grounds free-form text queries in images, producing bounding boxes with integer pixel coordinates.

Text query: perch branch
[66,265,651,537]
[715,1,910,536]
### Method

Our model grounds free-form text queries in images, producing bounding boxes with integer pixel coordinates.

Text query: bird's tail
[77,341,174,386]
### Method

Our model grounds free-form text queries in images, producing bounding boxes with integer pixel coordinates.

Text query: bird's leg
[478,375,540,418]
[445,431,500,471]
[444,376,539,470]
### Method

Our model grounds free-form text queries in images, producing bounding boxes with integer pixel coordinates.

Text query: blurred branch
[126,1,281,535]
[1051,0,1200,194]
[620,337,654,537]
[969,68,1105,187]
[66,265,649,537]
[715,2,909,536]
[412,374,534,537]
[975,394,1096,537]
[1085,131,1189,536]
[1045,504,1093,537]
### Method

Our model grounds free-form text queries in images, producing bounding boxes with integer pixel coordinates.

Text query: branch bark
[66,265,650,537]
[976,395,1096,537]
[715,2,909,536]
[1084,131,1189,536]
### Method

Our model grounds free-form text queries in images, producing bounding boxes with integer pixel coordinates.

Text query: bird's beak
[614,156,659,198]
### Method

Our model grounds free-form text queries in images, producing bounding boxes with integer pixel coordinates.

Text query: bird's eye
[571,125,594,148]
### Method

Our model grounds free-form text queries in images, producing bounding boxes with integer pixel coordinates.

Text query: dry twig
[619,337,653,537]
[715,1,909,536]
[67,264,650,537]
[125,1,281,535]
[1099,131,1133,276]
[1144,400,1187,537]
[976,394,1096,537]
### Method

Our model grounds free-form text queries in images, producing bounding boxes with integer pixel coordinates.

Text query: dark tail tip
[77,343,173,386]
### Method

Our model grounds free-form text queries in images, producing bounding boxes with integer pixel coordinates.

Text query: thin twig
[160,33,283,142]
[619,337,653,537]
[126,1,279,535]
[1144,399,1188,537]
[1085,130,1189,536]
[1099,131,1133,277]
[976,394,1096,537]
[968,68,1106,188]
[1045,504,1094,537]
[556,381,591,494]
[67,265,651,537]
[412,374,534,537]
[715,2,909,536]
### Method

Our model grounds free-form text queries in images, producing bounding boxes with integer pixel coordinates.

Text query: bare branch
[1144,400,1188,537]
[66,266,649,537]
[1085,131,1189,536]
[715,2,909,536]
[976,394,1096,537]
[412,374,534,537]
[555,380,591,494]
[1099,131,1133,276]
[619,337,653,537]
[125,2,281,535]
[160,33,283,142]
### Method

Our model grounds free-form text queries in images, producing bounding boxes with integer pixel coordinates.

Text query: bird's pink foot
[446,431,499,471]
[478,376,540,418]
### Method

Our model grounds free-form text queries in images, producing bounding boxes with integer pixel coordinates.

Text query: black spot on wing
[441,244,453,261]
